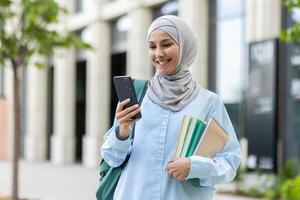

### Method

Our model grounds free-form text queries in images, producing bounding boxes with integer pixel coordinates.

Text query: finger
[119,112,140,126]
[178,173,188,180]
[168,158,176,163]
[167,169,174,176]
[116,98,130,113]
[173,172,184,180]
[126,107,141,120]
[166,163,173,171]
[116,104,139,120]
[118,107,140,122]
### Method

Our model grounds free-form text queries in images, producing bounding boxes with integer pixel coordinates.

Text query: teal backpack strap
[133,79,148,103]
[130,79,148,140]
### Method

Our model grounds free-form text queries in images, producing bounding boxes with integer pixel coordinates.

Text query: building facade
[1,0,299,170]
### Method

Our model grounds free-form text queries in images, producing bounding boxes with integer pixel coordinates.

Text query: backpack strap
[118,79,148,168]
[99,79,148,178]
[131,79,148,140]
[133,79,148,104]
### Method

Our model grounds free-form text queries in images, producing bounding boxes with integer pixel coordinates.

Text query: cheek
[148,51,155,62]
[173,49,180,65]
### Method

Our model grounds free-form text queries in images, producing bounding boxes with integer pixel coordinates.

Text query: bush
[264,159,300,200]
[280,175,300,200]
[235,159,300,200]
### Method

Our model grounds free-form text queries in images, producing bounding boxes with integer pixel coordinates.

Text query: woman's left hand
[166,157,191,181]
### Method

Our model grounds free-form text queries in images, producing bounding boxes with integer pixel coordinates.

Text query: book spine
[178,116,192,157]
[186,120,206,156]
[193,118,211,155]
[180,118,197,157]
[175,116,189,157]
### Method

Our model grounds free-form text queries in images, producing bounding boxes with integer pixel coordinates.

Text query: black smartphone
[113,76,142,119]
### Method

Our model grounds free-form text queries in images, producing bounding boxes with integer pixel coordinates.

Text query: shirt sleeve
[101,119,132,168]
[186,96,242,186]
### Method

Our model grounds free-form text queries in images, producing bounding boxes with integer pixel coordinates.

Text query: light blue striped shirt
[101,88,242,200]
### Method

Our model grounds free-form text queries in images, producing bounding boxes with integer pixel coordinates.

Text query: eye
[149,45,156,49]
[163,43,172,47]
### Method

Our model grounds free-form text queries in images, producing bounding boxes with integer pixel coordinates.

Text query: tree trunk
[12,64,20,200]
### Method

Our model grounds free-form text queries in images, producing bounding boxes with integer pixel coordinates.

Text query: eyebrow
[148,39,174,44]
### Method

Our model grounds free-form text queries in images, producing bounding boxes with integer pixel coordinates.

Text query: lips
[156,59,171,65]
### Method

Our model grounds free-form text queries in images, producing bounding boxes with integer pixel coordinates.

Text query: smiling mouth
[156,59,171,65]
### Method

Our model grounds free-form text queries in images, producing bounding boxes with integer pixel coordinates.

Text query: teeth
[158,60,168,64]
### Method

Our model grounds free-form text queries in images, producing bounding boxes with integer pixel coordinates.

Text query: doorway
[75,60,86,162]
[110,53,126,126]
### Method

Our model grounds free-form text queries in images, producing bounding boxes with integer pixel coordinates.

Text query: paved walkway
[0,160,259,200]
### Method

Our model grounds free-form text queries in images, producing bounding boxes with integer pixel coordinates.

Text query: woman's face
[148,29,180,76]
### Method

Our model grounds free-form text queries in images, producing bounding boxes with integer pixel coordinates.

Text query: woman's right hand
[115,98,141,140]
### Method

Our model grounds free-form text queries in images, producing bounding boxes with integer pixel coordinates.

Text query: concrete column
[82,21,111,168]
[51,49,76,165]
[127,7,153,80]
[24,58,48,161]
[246,0,281,42]
[178,0,209,88]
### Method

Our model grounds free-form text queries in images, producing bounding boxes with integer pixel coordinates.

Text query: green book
[185,119,207,157]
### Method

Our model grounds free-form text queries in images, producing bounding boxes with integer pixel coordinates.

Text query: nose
[155,46,164,58]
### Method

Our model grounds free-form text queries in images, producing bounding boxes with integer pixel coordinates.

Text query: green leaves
[281,0,300,42]
[280,23,300,42]
[280,176,300,200]
[284,0,300,13]
[21,0,65,25]
[0,0,92,69]
[0,0,11,7]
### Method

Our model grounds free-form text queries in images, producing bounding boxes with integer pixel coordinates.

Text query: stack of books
[175,115,229,187]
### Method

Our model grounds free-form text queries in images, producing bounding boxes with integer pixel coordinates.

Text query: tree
[281,0,300,42]
[0,0,92,199]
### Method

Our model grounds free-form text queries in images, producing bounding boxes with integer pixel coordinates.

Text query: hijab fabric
[147,15,200,111]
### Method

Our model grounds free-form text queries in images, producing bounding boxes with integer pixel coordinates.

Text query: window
[153,0,178,19]
[210,0,246,137]
[111,15,130,54]
[75,0,93,12]
[283,7,300,159]
[75,28,91,61]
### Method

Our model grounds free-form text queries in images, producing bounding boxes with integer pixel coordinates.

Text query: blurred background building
[0,0,299,171]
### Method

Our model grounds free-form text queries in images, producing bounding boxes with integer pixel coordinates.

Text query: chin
[159,70,171,76]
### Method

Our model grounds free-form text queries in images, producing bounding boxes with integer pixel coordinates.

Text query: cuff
[110,126,131,151]
[186,155,212,179]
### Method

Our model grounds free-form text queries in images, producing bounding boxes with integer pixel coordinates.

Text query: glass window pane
[216,0,244,19]
[287,44,300,158]
[153,0,178,19]
[76,0,93,12]
[111,15,129,53]
[216,18,244,103]
[75,28,91,61]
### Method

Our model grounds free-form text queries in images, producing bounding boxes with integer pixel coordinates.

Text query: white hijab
[147,15,200,111]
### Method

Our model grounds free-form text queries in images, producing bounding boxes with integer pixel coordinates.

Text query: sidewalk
[0,160,259,200]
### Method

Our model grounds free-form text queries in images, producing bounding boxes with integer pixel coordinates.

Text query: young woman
[101,15,242,200]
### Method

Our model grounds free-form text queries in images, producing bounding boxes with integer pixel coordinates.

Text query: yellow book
[180,117,198,157]
[175,115,190,158]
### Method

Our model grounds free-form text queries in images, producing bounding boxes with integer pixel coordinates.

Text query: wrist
[116,126,129,140]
